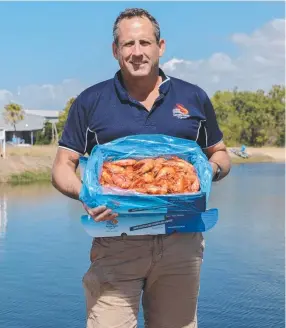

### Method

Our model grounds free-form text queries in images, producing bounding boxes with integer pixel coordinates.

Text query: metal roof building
[0,112,49,145]
[0,109,61,146]
[0,113,45,132]
[24,110,60,123]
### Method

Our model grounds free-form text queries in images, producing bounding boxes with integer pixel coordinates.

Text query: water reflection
[0,182,56,202]
[0,194,7,239]
[0,182,73,243]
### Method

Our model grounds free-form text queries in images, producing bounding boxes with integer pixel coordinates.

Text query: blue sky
[0,1,284,109]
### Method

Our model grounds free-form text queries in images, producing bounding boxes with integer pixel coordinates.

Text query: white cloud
[161,18,285,95]
[0,79,86,111]
[0,90,13,104]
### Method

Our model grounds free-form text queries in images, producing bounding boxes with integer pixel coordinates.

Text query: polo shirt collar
[114,68,171,102]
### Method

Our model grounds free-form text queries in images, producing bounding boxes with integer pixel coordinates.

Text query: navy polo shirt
[59,69,223,156]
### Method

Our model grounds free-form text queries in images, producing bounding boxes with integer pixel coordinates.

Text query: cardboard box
[81,208,218,237]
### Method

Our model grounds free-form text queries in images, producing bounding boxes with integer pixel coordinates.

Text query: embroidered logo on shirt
[172,103,191,119]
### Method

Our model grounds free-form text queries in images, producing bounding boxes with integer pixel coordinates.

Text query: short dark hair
[113,8,161,45]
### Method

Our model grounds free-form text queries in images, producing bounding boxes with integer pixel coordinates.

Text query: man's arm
[51,147,118,221]
[51,148,82,200]
[203,141,232,181]
[194,87,232,181]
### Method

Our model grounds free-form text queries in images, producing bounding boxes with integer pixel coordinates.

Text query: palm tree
[3,102,25,131]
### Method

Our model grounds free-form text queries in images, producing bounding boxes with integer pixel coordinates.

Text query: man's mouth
[130,62,146,65]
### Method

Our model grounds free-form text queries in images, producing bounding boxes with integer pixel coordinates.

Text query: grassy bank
[0,145,284,185]
[7,170,52,185]
[0,145,56,184]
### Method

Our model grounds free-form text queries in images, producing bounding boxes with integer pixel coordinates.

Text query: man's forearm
[51,164,82,200]
[208,150,232,181]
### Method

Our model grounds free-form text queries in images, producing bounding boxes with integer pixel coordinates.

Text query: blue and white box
[78,134,219,237]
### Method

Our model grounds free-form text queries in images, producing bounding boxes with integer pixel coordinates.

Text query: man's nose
[132,42,143,56]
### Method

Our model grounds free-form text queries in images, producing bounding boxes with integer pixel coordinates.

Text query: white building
[24,110,60,124]
[0,109,61,144]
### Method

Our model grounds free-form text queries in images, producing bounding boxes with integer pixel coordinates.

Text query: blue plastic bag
[79,134,213,214]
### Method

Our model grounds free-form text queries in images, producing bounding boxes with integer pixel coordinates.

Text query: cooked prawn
[163,160,186,168]
[123,166,134,179]
[153,157,167,175]
[112,174,132,189]
[184,174,200,192]
[155,166,176,180]
[103,163,125,174]
[190,176,200,192]
[168,176,186,193]
[144,184,168,195]
[133,158,155,174]
[168,157,195,173]
[142,172,154,183]
[112,159,137,166]
[100,170,113,185]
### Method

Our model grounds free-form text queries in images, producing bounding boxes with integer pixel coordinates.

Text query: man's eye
[140,41,150,46]
[124,42,133,47]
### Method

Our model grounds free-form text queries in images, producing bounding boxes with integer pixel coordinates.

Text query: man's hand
[82,203,119,222]
[204,141,231,181]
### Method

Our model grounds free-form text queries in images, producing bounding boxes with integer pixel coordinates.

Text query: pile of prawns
[99,155,200,195]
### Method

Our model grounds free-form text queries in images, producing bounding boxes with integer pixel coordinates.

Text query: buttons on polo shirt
[144,117,157,131]
[144,116,155,126]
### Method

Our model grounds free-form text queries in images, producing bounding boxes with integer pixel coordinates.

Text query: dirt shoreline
[0,145,284,184]
[228,147,285,163]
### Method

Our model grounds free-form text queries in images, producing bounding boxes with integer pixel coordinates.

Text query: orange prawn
[144,184,168,194]
[142,172,154,183]
[155,166,176,180]
[130,172,154,189]
[103,163,125,174]
[125,166,135,179]
[111,174,132,189]
[162,160,188,172]
[100,170,114,185]
[190,176,200,192]
[112,159,137,166]
[184,174,200,192]
[133,158,155,174]
[169,157,195,173]
[168,176,186,193]
[153,157,167,175]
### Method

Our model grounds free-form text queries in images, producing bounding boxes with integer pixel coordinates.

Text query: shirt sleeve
[58,94,88,155]
[197,90,223,149]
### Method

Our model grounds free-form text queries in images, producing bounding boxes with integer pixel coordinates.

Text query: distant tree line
[2,84,285,147]
[212,85,285,147]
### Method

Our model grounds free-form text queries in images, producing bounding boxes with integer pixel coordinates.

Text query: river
[0,163,284,328]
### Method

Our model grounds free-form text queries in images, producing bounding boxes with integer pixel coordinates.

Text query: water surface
[0,163,284,328]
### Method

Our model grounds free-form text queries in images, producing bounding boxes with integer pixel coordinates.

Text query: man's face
[113,17,165,78]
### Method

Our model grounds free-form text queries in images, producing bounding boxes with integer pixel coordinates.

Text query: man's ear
[112,42,118,60]
[158,39,166,58]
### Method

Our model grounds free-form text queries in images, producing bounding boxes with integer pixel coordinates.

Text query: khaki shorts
[82,232,205,328]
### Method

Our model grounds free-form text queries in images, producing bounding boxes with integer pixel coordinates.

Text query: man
[52,8,231,328]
